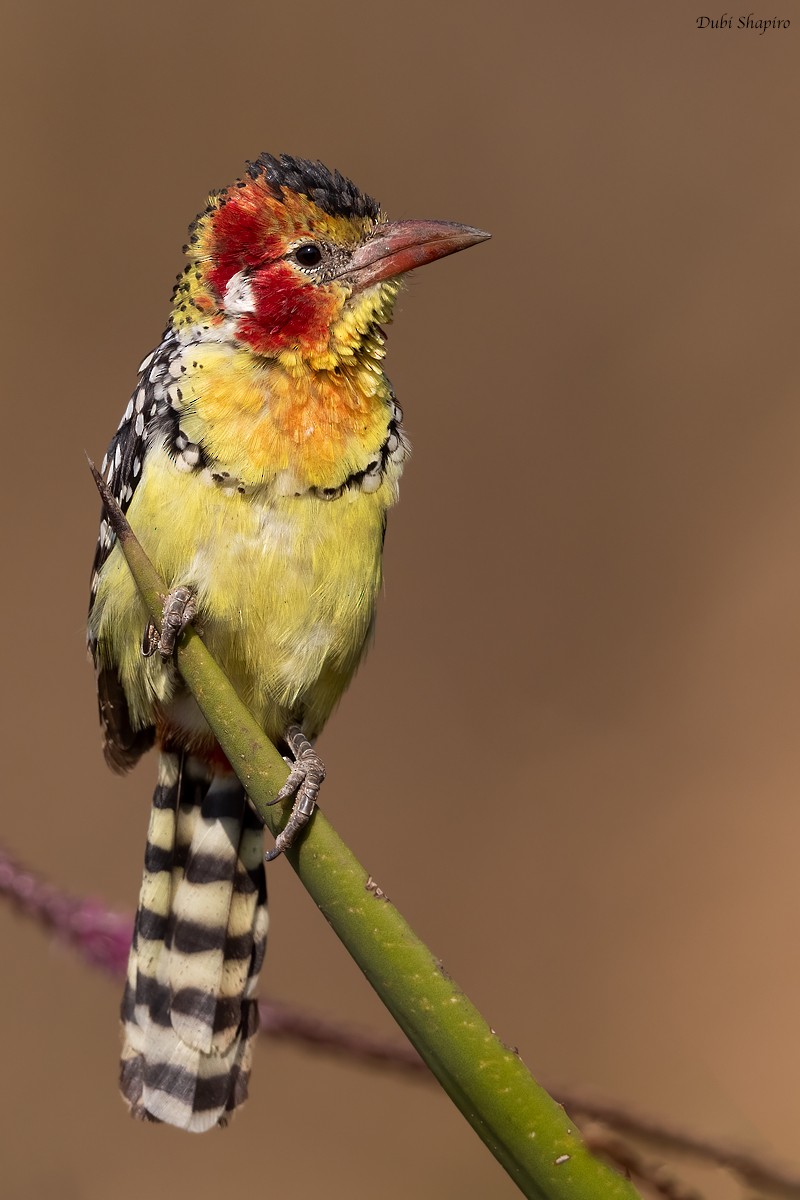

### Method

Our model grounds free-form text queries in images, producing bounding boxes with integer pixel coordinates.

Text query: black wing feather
[88,330,181,771]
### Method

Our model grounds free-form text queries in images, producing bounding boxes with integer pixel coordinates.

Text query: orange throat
[173,340,394,491]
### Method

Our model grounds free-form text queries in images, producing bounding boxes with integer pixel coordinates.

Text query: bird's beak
[344,220,490,293]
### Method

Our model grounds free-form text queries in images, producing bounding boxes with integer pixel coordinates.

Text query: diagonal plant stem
[88,459,639,1200]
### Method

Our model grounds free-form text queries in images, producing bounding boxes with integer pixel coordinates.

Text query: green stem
[89,460,640,1200]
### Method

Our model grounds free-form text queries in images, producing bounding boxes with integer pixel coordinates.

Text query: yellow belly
[91,444,397,744]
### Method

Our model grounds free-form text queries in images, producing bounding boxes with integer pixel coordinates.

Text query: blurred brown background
[2,2,799,1197]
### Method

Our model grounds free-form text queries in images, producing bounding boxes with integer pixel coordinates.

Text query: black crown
[246,153,380,221]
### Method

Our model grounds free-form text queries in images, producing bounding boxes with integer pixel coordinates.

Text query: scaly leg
[141,585,198,660]
[142,603,321,860]
[265,724,326,861]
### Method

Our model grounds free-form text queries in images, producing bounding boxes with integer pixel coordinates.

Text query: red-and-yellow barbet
[87,153,489,1131]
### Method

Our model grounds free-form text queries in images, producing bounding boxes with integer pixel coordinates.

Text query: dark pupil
[295,243,323,267]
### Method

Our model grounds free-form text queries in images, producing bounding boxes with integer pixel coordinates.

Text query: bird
[87,152,489,1132]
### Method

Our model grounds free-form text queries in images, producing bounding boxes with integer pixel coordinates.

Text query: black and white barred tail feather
[121,752,267,1132]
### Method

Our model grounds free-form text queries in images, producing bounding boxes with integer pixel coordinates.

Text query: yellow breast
[91,337,405,747]
[92,438,400,744]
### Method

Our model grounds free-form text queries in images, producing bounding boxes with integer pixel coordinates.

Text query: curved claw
[266,726,325,860]
[141,621,160,658]
[141,586,198,660]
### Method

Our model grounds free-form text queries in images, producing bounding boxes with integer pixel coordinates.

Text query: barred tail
[120,751,268,1132]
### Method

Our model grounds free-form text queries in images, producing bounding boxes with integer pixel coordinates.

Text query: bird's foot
[141,585,198,660]
[265,724,326,861]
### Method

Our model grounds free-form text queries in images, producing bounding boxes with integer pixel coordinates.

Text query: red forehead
[206,192,286,297]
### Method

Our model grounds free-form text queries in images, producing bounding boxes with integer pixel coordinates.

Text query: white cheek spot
[223,269,257,315]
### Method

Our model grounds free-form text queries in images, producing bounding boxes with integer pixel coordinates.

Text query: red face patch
[204,188,341,356]
[236,263,339,356]
[206,196,282,297]
[194,183,350,355]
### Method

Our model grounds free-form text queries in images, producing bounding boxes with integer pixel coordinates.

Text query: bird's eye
[293,243,323,268]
